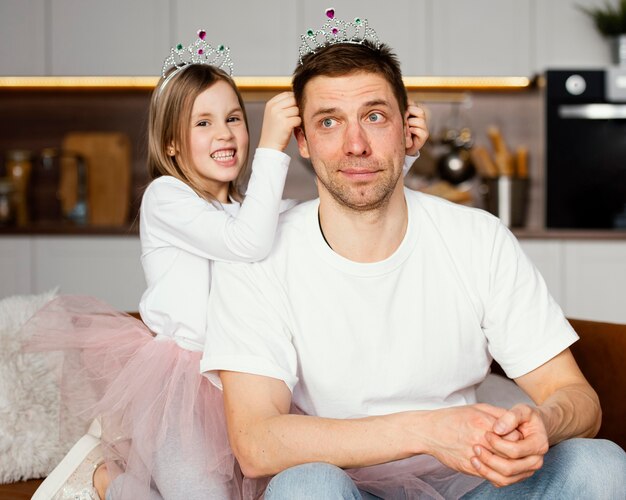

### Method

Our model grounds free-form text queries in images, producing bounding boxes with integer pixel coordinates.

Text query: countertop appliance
[546,69,626,229]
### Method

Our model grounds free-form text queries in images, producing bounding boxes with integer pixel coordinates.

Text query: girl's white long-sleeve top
[138,148,293,351]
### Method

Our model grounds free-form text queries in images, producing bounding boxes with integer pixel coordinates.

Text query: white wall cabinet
[0,0,612,77]
[175,0,299,76]
[432,0,532,76]
[563,241,626,324]
[0,236,145,312]
[0,237,32,298]
[2,236,624,322]
[0,0,46,75]
[49,0,170,76]
[519,240,564,306]
[520,239,626,323]
[535,0,611,71]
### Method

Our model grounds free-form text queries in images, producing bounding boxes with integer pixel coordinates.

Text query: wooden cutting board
[62,132,131,226]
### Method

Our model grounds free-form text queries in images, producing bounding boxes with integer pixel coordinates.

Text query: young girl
[27,31,428,500]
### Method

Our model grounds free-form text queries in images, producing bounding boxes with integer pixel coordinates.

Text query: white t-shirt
[139,148,295,351]
[202,189,578,418]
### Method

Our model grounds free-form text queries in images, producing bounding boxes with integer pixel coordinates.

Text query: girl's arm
[142,93,301,262]
[403,102,428,176]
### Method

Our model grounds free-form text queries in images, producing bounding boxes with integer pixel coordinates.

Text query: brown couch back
[567,318,626,450]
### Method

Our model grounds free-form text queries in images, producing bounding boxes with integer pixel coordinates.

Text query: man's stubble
[314,156,404,213]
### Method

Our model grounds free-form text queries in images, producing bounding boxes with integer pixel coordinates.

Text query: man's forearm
[233,412,419,478]
[536,382,601,446]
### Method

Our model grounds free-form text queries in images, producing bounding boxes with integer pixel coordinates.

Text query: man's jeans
[264,439,626,499]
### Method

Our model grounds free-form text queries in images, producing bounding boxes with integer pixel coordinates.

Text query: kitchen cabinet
[0,237,32,298]
[519,239,626,324]
[0,0,46,75]
[0,236,145,312]
[176,0,299,76]
[2,235,625,322]
[563,241,626,324]
[0,0,614,77]
[535,0,611,70]
[519,240,564,306]
[49,0,170,76]
[431,0,532,76]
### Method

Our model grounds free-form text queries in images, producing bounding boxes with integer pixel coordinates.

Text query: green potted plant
[579,0,626,65]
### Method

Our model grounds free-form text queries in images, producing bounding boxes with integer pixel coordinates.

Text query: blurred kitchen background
[1,0,625,322]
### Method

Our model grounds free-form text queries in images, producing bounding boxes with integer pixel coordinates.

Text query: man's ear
[295,127,310,159]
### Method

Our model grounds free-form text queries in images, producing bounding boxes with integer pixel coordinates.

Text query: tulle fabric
[346,455,485,499]
[21,295,266,499]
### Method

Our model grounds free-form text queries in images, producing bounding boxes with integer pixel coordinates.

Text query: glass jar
[6,149,33,226]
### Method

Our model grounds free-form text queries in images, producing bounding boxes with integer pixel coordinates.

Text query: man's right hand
[258,91,302,152]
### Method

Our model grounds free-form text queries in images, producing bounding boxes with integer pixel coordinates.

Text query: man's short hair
[292,41,408,118]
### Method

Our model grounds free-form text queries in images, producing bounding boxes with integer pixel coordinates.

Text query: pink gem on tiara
[198,30,206,40]
[326,8,335,19]
[332,27,338,35]
[198,49,204,55]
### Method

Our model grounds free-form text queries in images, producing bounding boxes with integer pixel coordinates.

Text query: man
[201,38,626,498]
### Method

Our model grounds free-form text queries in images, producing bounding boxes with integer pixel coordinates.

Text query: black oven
[546,69,626,229]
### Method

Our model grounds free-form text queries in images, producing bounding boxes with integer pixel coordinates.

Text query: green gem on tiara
[217,44,225,52]
[307,29,314,37]
[354,18,362,25]
[176,43,183,50]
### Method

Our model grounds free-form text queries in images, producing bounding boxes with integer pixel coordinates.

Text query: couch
[2,317,625,498]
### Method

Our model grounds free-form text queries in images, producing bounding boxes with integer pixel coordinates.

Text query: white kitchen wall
[0,0,613,76]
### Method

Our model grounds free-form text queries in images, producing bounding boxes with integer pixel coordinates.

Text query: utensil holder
[482,177,529,228]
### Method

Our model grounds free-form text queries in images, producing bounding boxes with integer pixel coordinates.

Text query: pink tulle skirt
[22,295,268,499]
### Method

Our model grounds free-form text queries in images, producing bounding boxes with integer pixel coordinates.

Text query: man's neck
[318,183,408,263]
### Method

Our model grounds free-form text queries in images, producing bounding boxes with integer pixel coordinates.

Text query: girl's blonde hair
[148,64,249,202]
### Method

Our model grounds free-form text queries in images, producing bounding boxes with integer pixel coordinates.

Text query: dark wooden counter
[1,224,625,240]
[0,222,138,236]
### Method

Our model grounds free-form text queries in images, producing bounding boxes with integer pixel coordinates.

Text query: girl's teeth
[211,150,235,160]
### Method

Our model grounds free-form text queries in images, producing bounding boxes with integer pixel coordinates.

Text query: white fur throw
[0,290,82,483]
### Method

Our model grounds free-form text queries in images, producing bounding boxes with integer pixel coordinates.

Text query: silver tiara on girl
[161,29,234,78]
[298,8,381,65]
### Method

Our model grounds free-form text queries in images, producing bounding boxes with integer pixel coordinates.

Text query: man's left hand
[470,403,549,488]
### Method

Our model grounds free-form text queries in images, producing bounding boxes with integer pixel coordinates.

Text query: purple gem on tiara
[331,27,338,35]
[198,29,206,40]
[198,49,204,55]
[325,8,335,19]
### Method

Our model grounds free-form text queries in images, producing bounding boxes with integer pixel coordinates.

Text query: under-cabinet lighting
[0,75,533,92]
